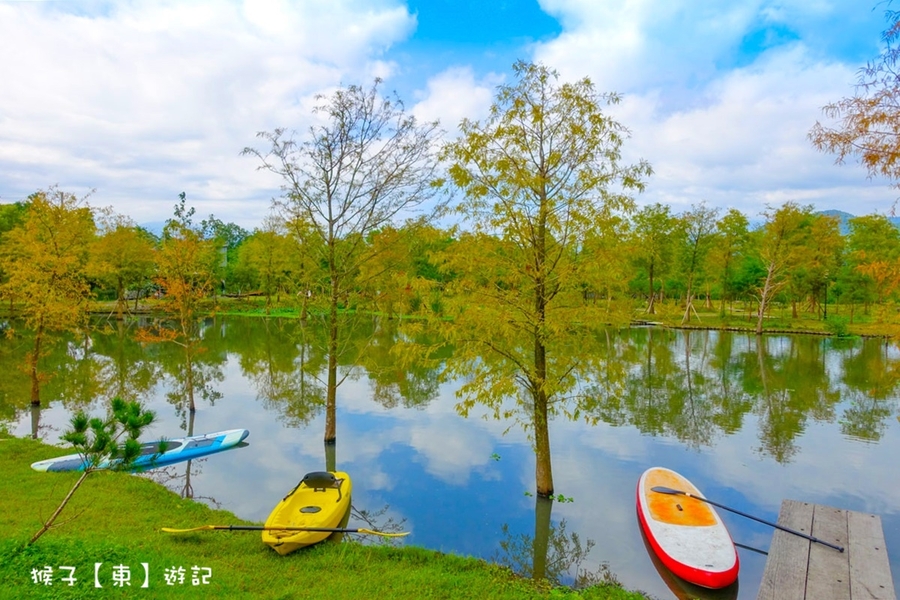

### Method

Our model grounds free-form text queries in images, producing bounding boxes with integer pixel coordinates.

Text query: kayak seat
[300,471,344,502]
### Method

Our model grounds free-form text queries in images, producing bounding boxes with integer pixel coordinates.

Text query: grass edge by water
[0,433,652,600]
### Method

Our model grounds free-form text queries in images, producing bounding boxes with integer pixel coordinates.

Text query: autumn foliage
[810,9,900,183]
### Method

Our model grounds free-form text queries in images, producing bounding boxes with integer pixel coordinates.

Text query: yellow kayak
[262,471,352,556]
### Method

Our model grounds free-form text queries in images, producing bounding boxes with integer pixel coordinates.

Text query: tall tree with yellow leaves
[442,61,651,497]
[90,210,157,318]
[137,194,218,413]
[0,187,95,408]
[755,202,815,334]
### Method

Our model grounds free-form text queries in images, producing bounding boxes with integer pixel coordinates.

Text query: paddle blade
[650,486,685,495]
[161,525,218,533]
[357,528,410,538]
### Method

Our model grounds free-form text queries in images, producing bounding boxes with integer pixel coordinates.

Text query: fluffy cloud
[411,66,500,135]
[1,0,894,229]
[531,0,891,217]
[535,0,761,93]
[619,46,887,215]
[0,0,415,226]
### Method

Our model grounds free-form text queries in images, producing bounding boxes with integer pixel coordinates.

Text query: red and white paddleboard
[636,467,739,589]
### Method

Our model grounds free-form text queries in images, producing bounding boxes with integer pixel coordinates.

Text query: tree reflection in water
[347,504,408,547]
[4,318,900,466]
[142,410,224,506]
[493,496,619,589]
[144,458,223,507]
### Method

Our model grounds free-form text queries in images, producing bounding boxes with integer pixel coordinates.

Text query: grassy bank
[0,434,650,600]
[194,296,900,338]
[6,294,896,338]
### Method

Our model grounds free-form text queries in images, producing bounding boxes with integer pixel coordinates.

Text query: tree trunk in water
[325,440,337,473]
[531,495,552,580]
[533,381,553,497]
[534,203,553,497]
[534,382,553,498]
[186,349,196,413]
[116,276,126,320]
[30,319,44,406]
[324,276,339,444]
[533,289,553,496]
[30,404,41,440]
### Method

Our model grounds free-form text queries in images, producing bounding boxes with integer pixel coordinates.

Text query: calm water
[3,316,899,600]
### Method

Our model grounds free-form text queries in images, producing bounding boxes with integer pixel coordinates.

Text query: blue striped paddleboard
[31,429,249,472]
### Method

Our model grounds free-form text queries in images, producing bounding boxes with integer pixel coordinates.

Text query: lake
[3,316,899,599]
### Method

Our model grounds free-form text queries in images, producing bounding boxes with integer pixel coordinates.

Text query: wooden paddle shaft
[653,487,845,553]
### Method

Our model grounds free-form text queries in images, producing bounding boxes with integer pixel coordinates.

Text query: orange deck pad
[644,469,716,526]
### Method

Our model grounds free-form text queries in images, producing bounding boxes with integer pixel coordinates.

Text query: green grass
[0,435,650,600]
[637,302,894,338]
[12,295,900,338]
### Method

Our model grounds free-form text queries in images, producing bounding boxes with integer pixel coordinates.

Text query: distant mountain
[817,210,854,235]
[818,209,854,220]
[816,209,900,234]
[138,221,166,237]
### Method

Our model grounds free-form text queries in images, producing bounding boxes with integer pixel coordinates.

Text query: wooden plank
[805,505,850,599]
[757,499,813,600]
[848,510,896,600]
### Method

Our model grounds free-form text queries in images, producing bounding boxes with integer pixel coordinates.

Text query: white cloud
[0,0,894,231]
[535,0,761,93]
[412,66,500,134]
[528,2,892,217]
[627,47,888,216]
[0,0,415,227]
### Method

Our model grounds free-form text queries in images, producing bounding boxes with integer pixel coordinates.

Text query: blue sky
[0,0,894,229]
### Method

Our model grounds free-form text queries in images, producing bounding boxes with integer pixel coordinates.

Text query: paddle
[651,486,845,553]
[161,524,409,537]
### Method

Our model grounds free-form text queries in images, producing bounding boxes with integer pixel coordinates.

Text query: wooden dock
[757,499,896,599]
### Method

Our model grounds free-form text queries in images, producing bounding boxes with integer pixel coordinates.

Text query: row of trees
[4,189,898,332]
[0,190,240,415]
[4,22,900,497]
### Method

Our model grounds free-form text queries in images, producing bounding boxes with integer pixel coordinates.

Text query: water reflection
[639,525,739,600]
[349,503,407,546]
[231,317,325,428]
[5,319,900,459]
[494,496,605,587]
[89,320,160,405]
[146,457,221,506]
[4,317,900,599]
[581,328,755,450]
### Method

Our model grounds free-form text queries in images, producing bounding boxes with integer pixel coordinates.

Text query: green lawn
[0,434,650,599]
